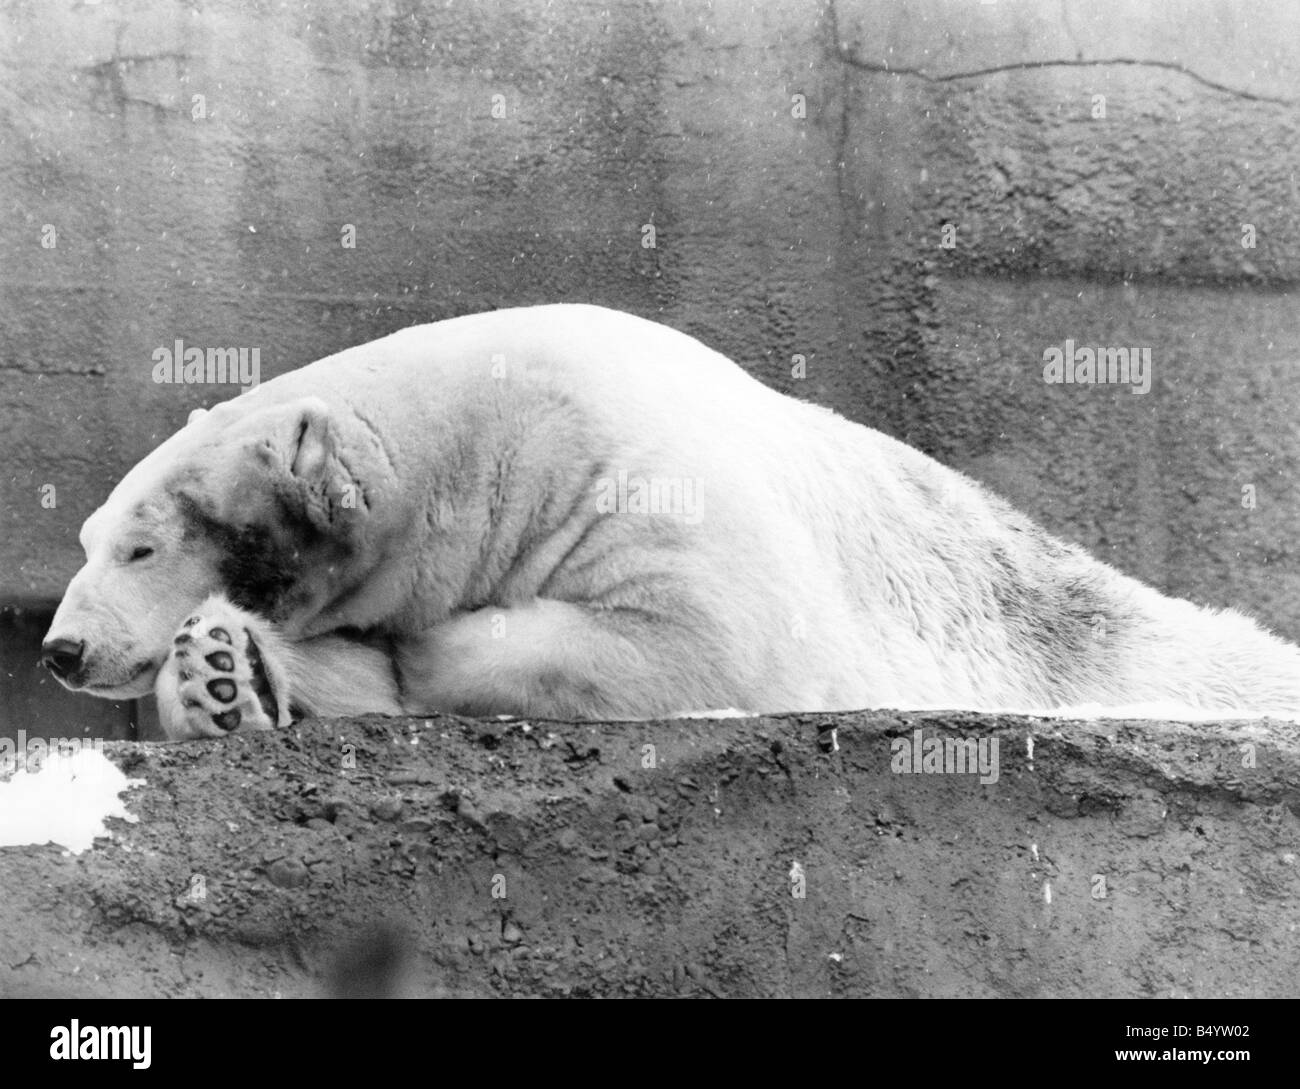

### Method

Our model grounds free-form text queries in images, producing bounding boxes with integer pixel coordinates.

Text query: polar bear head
[41,394,390,699]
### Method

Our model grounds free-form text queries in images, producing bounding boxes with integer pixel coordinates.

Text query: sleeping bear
[41,304,1300,738]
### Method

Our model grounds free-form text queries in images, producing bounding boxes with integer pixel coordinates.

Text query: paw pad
[212,709,241,732]
[207,678,237,702]
[162,607,280,737]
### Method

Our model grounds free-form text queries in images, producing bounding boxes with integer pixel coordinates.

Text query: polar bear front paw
[154,596,291,740]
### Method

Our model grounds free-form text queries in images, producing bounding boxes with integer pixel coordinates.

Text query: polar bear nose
[41,638,86,681]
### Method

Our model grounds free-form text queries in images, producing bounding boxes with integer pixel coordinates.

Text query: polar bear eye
[129,546,155,562]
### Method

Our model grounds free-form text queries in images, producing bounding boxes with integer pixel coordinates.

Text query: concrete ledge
[1,711,1297,998]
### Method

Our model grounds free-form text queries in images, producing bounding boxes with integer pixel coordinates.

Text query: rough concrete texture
[2,0,1298,645]
[1,711,1297,998]
[2,1,1298,996]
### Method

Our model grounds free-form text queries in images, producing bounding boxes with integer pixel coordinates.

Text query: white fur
[44,304,1300,737]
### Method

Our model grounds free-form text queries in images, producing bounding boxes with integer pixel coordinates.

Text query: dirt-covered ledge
[1,711,1298,998]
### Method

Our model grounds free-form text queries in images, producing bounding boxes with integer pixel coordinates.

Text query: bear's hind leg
[395,599,745,719]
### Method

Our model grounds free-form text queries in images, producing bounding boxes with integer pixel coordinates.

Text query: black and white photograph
[0,0,1295,1044]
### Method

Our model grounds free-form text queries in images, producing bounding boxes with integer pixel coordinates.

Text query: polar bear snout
[40,637,86,685]
[42,575,187,697]
[45,488,232,697]
[40,634,156,693]
[39,620,161,695]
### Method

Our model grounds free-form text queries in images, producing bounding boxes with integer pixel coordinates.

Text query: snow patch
[0,749,145,854]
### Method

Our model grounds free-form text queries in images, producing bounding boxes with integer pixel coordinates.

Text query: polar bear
[41,304,1300,739]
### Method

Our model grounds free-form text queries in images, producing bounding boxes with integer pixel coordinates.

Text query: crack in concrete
[79,51,191,74]
[822,0,1293,106]
[1058,0,1086,62]
[0,363,107,375]
[836,49,1295,106]
[824,0,852,189]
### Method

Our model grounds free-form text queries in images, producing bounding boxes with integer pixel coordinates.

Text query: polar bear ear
[258,397,359,536]
[288,403,332,484]
[187,407,208,426]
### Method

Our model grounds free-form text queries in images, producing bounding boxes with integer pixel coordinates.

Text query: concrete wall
[2,0,1298,707]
